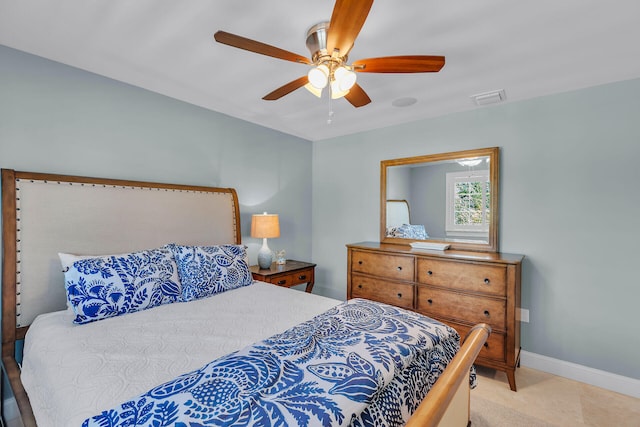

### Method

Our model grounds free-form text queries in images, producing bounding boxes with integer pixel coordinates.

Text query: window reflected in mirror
[445,161,490,239]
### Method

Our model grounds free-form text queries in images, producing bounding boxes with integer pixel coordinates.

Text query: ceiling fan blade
[326,0,374,56]
[262,76,309,101]
[352,55,445,73]
[344,83,371,108]
[214,31,311,65]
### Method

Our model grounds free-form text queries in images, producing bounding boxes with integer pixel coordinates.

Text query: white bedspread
[21,282,341,427]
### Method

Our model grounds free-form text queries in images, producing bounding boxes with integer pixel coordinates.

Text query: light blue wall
[312,78,640,380]
[0,45,313,265]
[409,162,480,239]
[2,43,640,382]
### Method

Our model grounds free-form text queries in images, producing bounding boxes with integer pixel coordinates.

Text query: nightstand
[250,260,316,293]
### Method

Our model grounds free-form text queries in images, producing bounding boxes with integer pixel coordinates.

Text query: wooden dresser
[347,241,524,391]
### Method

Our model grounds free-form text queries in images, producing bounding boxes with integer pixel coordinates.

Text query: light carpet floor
[470,366,640,427]
[470,395,555,427]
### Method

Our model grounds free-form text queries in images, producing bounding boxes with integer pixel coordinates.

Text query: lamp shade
[304,82,323,98]
[251,213,280,238]
[334,66,357,91]
[308,64,329,89]
[330,79,349,99]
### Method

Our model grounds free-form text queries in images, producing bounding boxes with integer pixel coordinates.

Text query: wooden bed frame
[1,169,489,427]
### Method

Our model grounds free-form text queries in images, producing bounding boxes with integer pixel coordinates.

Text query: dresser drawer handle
[358,284,363,289]
[427,270,433,276]
[484,342,489,348]
[298,275,307,280]
[427,299,433,305]
[397,293,403,298]
[484,310,490,317]
[484,278,490,284]
[358,260,363,265]
[396,266,402,271]
[277,280,287,285]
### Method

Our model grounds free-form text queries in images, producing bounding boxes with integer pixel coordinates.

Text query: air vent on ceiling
[470,89,506,106]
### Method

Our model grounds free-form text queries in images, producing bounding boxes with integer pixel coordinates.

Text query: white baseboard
[521,350,640,398]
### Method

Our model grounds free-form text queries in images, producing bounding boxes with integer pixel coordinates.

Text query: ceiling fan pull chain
[327,96,334,125]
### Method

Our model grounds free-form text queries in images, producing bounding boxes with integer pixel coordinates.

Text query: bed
[1,169,489,427]
[385,200,428,240]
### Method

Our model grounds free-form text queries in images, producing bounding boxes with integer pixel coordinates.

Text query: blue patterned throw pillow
[60,247,182,324]
[167,244,253,302]
[394,224,429,239]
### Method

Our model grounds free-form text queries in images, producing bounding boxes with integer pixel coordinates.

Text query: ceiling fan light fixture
[308,64,329,89]
[330,79,350,99]
[334,66,356,91]
[304,82,323,98]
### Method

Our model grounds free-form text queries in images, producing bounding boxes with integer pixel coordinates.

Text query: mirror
[381,147,499,252]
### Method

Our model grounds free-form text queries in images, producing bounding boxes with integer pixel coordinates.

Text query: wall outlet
[518,308,530,323]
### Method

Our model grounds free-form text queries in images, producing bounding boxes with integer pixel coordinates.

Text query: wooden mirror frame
[381,147,500,252]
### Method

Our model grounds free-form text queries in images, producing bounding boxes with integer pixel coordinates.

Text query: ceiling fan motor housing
[306,22,333,64]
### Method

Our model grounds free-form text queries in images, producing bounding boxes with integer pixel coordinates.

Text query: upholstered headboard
[386,199,411,228]
[2,169,241,339]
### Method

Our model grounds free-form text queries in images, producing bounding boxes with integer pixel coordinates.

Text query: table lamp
[251,212,280,269]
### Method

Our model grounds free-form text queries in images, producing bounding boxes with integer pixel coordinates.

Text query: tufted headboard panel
[1,169,241,342]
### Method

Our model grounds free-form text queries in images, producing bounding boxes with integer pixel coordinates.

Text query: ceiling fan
[213,0,445,108]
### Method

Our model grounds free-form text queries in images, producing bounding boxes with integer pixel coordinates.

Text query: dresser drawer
[416,258,507,296]
[449,321,506,362]
[265,269,313,287]
[266,273,296,287]
[351,251,414,281]
[351,274,414,309]
[416,286,506,331]
[288,268,314,286]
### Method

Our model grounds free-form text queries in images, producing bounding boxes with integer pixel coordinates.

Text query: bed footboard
[2,323,490,427]
[406,323,491,427]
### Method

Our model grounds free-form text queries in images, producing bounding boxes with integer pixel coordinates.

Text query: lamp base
[257,239,273,269]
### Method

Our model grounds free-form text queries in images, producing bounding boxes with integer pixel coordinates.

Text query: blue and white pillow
[167,244,253,302]
[60,247,182,324]
[388,224,429,239]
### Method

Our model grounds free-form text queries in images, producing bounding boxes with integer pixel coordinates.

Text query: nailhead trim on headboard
[11,174,240,328]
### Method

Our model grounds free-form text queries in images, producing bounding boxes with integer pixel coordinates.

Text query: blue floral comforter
[83,298,466,427]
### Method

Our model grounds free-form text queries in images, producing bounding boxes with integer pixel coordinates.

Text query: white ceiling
[1,0,639,141]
